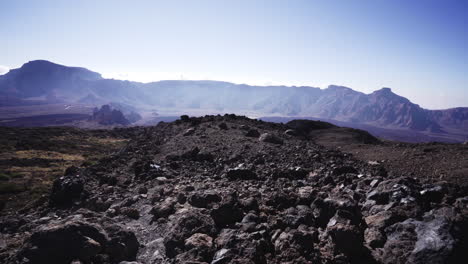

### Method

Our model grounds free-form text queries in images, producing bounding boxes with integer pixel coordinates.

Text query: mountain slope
[0,60,101,99]
[0,60,467,142]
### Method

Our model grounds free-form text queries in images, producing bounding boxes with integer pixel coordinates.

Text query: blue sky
[1,0,467,109]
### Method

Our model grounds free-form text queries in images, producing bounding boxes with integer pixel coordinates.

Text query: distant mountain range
[1,60,467,142]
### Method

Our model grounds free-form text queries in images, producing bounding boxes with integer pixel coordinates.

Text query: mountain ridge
[1,60,467,142]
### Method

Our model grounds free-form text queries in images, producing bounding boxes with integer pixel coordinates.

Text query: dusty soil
[309,128,468,187]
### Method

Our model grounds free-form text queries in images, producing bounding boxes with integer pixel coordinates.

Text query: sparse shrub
[81,160,97,167]
[10,172,24,179]
[0,172,24,181]
[0,182,25,194]
[0,173,10,181]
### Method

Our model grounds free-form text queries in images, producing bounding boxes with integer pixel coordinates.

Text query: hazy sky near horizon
[1,0,467,109]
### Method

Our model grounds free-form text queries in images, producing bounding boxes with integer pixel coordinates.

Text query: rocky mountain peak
[9,60,102,81]
[89,104,130,125]
[372,87,395,96]
[326,85,353,91]
[21,60,59,68]
[370,87,410,104]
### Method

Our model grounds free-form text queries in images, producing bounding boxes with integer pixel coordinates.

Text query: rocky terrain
[0,115,467,264]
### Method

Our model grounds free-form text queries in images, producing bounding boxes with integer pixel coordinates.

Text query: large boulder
[19,219,139,264]
[211,193,244,228]
[163,208,217,258]
[326,211,364,256]
[188,191,221,208]
[380,207,463,264]
[259,133,283,144]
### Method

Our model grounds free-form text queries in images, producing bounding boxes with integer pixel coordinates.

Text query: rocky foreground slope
[0,115,467,264]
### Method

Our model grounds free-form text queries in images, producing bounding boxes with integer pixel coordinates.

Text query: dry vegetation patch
[0,126,133,213]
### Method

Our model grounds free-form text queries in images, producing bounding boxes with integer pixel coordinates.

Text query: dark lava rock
[332,166,358,175]
[19,219,138,264]
[245,129,260,138]
[151,198,176,220]
[420,185,445,203]
[226,167,257,181]
[133,160,163,179]
[121,207,140,219]
[64,165,80,176]
[188,191,221,208]
[326,212,364,256]
[214,229,271,263]
[211,193,244,228]
[170,146,215,162]
[284,129,297,136]
[20,220,104,263]
[184,233,213,249]
[105,225,140,263]
[218,122,228,130]
[266,191,297,210]
[183,128,195,136]
[364,210,405,248]
[164,209,217,258]
[273,228,318,262]
[380,207,463,264]
[273,167,308,179]
[49,174,84,207]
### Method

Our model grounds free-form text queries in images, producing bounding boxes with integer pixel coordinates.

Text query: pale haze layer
[1,0,467,109]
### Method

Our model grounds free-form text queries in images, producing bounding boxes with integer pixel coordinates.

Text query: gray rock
[183,128,195,136]
[184,233,213,249]
[259,133,283,144]
[284,129,297,136]
[381,208,458,264]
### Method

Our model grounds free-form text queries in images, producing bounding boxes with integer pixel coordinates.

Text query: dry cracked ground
[0,115,467,264]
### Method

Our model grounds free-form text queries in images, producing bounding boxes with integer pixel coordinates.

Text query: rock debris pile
[1,115,467,264]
